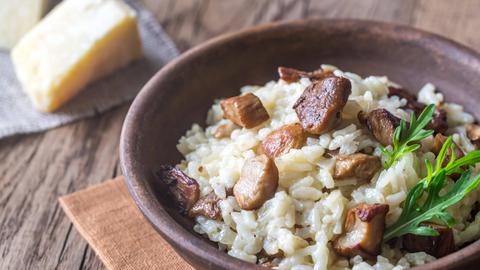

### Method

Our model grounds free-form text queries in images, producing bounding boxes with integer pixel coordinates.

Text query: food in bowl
[157,64,480,269]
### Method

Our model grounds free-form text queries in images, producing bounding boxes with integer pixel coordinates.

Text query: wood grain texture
[0,1,479,269]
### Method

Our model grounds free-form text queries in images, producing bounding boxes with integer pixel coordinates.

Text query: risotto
[158,65,480,270]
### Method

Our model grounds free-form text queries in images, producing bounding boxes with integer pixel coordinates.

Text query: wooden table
[1,0,479,269]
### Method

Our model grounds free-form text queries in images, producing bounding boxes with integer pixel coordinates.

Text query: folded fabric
[0,0,179,139]
[59,176,194,270]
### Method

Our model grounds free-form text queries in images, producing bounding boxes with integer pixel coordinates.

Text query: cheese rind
[0,0,47,49]
[11,0,143,112]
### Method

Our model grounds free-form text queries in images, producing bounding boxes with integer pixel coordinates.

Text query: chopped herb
[382,104,436,168]
[384,137,480,241]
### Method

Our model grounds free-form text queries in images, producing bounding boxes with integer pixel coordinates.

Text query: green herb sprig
[382,104,436,168]
[384,137,480,241]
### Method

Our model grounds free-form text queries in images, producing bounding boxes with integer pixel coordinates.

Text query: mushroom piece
[214,121,239,139]
[293,76,352,135]
[278,66,333,83]
[431,133,464,165]
[387,87,448,134]
[333,203,389,259]
[220,93,270,128]
[157,165,200,214]
[466,123,480,148]
[427,109,448,134]
[333,153,382,182]
[233,155,279,210]
[358,109,400,146]
[261,123,307,158]
[403,223,456,258]
[188,192,221,220]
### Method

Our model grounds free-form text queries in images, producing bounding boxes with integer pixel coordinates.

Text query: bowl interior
[121,19,480,270]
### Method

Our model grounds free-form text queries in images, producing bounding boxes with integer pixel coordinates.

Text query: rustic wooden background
[1,0,480,269]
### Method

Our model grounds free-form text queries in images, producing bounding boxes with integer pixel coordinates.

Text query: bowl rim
[120,18,480,270]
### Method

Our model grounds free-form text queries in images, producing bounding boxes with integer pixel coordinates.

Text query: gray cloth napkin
[0,0,179,139]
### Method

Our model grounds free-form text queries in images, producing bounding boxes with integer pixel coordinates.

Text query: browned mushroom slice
[188,192,221,219]
[387,87,448,134]
[278,67,305,83]
[426,109,448,134]
[157,165,200,214]
[293,77,352,135]
[220,93,269,128]
[466,123,480,148]
[214,122,239,139]
[358,109,400,146]
[278,66,333,83]
[261,123,307,158]
[403,223,456,258]
[233,155,279,210]
[333,153,382,182]
[333,203,389,259]
[431,133,464,165]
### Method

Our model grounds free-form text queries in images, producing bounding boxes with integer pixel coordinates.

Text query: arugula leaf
[384,171,480,241]
[384,138,480,241]
[382,104,436,168]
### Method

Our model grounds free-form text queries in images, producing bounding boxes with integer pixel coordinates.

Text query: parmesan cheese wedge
[11,0,143,112]
[0,0,48,50]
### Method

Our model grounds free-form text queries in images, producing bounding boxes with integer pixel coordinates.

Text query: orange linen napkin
[59,176,195,270]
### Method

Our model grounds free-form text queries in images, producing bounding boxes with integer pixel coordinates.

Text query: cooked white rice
[176,65,480,270]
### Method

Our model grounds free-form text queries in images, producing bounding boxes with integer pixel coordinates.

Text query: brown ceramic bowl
[120,19,480,270]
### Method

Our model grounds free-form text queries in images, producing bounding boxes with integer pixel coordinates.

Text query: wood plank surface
[1,0,479,269]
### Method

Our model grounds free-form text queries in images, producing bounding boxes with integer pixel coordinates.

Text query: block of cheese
[0,0,48,50]
[11,0,143,112]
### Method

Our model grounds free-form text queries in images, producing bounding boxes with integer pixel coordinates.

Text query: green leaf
[434,212,456,227]
[411,104,436,135]
[382,104,436,169]
[393,126,402,149]
[409,130,434,142]
[408,226,439,237]
[445,150,480,173]
[384,162,480,241]
[403,144,421,154]
[425,159,433,186]
[436,136,453,171]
